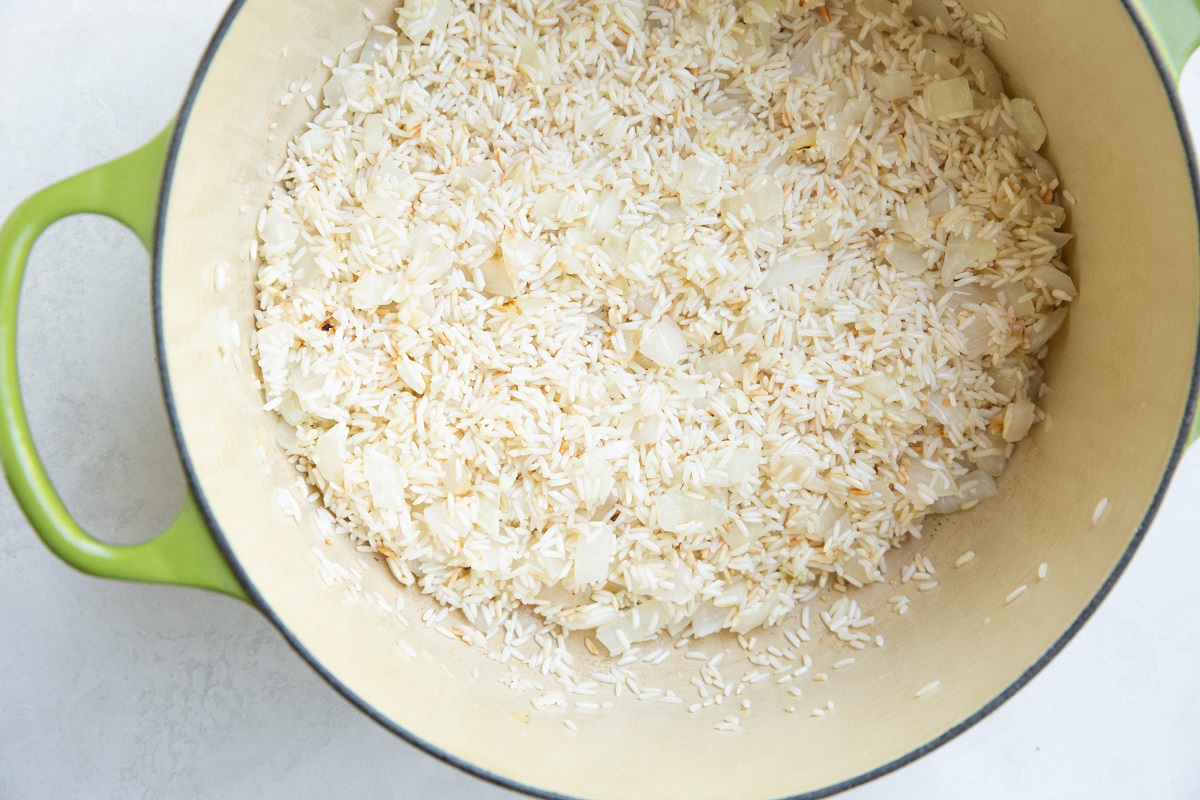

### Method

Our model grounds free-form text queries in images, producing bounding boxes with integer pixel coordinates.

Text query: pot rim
[152,3,1200,798]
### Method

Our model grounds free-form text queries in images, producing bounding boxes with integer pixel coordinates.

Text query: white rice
[253,0,1072,665]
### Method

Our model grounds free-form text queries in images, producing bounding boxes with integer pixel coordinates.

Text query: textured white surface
[0,2,1198,798]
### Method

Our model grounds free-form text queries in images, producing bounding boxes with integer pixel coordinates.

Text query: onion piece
[350,272,394,310]
[365,449,409,511]
[1027,152,1059,185]
[731,589,784,634]
[654,493,730,534]
[632,414,665,446]
[480,257,518,297]
[573,525,615,585]
[957,314,993,359]
[789,29,827,77]
[760,253,829,291]
[1027,307,1065,352]
[942,234,998,281]
[1042,231,1073,252]
[876,71,914,102]
[517,37,556,86]
[1009,98,1047,151]
[678,153,724,205]
[964,48,1004,95]
[1028,264,1077,300]
[924,33,966,57]
[398,0,452,43]
[313,424,348,485]
[639,318,687,367]
[1003,399,1037,442]
[923,77,973,119]
[362,114,386,154]
[697,349,741,381]
[886,240,929,275]
[928,470,997,513]
[689,602,729,638]
[892,196,929,240]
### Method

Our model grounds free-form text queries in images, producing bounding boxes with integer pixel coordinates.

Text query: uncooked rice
[253,0,1073,663]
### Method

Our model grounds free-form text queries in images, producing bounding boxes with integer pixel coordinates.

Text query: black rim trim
[152,3,1200,798]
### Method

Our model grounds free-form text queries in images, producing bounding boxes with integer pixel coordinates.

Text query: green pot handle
[1136,0,1200,80]
[0,127,246,600]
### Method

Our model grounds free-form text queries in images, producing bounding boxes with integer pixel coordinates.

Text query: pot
[2,1,1199,798]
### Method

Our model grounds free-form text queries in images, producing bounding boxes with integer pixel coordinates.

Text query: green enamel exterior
[0,127,246,600]
[1135,0,1200,80]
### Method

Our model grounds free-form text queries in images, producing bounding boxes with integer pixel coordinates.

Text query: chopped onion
[398,0,452,42]
[596,600,670,654]
[274,420,301,450]
[350,272,394,310]
[924,33,966,57]
[928,187,956,216]
[299,127,334,154]
[1042,230,1073,251]
[790,30,827,77]
[740,0,780,24]
[972,449,1007,477]
[366,449,408,511]
[517,37,556,86]
[942,234,997,280]
[651,562,695,604]
[904,459,957,509]
[760,253,829,291]
[313,424,348,485]
[395,356,427,394]
[261,208,299,256]
[862,372,902,404]
[922,77,973,119]
[892,196,929,240]
[927,470,996,513]
[1009,98,1047,151]
[697,349,741,381]
[958,314,993,359]
[322,70,368,109]
[689,602,729,638]
[1003,398,1036,442]
[875,71,914,102]
[639,318,687,367]
[1028,264,1077,299]
[1026,306,1068,352]
[926,393,968,428]
[573,525,615,585]
[588,190,623,233]
[857,0,897,23]
[938,282,998,314]
[480,257,518,296]
[963,48,1004,95]
[654,493,730,534]
[441,454,473,494]
[501,233,548,273]
[1027,152,1058,185]
[626,230,661,268]
[678,153,724,205]
[886,240,929,275]
[363,114,386,155]
[996,285,1036,317]
[731,589,784,634]
[632,414,665,446]
[745,175,785,220]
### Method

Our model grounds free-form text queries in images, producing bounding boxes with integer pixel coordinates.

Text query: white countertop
[2,2,1198,797]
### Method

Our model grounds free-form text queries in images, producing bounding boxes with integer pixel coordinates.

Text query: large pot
[2,1,1199,798]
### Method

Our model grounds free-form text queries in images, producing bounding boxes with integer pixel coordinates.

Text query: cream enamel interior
[159,2,1199,798]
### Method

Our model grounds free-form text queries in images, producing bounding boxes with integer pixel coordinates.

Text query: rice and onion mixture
[253,0,1073,656]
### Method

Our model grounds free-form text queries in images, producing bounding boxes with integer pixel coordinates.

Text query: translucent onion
[1027,152,1058,185]
[480,257,518,297]
[517,37,556,86]
[926,393,968,428]
[923,77,973,119]
[942,234,998,281]
[964,48,1004,95]
[892,196,929,240]
[573,525,615,585]
[886,240,929,275]
[731,590,784,634]
[697,349,741,380]
[632,414,665,446]
[365,450,409,512]
[350,272,394,310]
[313,424,348,485]
[398,0,452,43]
[588,190,623,233]
[1028,264,1077,299]
[362,114,386,155]
[924,32,966,57]
[927,470,997,513]
[441,454,473,494]
[596,600,670,654]
[638,318,687,367]
[1009,98,1047,151]
[678,153,724,205]
[938,282,998,314]
[1003,399,1037,442]
[1042,231,1073,252]
[689,602,729,638]
[760,253,829,291]
[261,208,299,255]
[654,493,730,533]
[789,30,826,77]
[958,314,993,359]
[876,72,914,102]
